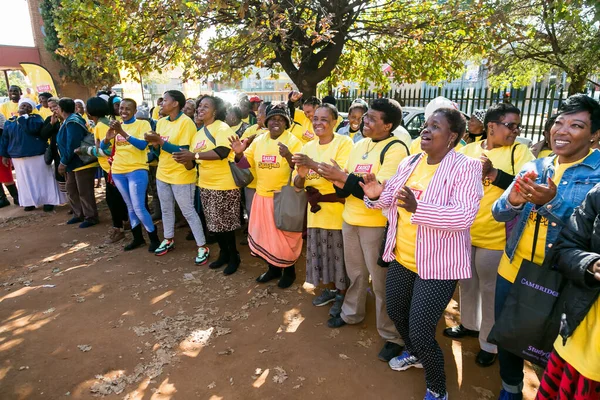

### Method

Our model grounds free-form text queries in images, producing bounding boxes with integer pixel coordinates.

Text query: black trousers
[103,170,128,228]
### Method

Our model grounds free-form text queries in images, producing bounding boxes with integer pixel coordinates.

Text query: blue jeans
[494,274,524,394]
[112,170,155,232]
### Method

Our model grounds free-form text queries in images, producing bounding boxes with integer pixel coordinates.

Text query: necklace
[362,140,379,160]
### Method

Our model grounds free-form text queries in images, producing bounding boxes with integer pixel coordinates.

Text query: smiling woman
[491,94,600,399]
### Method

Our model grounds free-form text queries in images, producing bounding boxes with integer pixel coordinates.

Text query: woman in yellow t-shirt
[144,90,209,265]
[230,103,303,288]
[535,185,600,400]
[317,98,408,361]
[447,103,534,367]
[531,116,556,159]
[173,95,242,276]
[102,98,160,253]
[79,97,129,243]
[292,104,353,317]
[464,109,486,144]
[491,94,600,400]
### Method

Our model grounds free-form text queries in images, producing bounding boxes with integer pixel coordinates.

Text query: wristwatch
[194,152,200,160]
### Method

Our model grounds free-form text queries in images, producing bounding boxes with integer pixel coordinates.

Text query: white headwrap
[424,97,459,120]
[18,98,37,111]
[74,99,85,106]
[98,94,110,102]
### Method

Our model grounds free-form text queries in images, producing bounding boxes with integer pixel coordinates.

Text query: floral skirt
[305,228,348,290]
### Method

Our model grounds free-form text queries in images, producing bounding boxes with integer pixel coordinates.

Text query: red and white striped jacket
[365,150,483,280]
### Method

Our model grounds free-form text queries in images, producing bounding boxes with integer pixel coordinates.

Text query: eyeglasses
[491,121,522,131]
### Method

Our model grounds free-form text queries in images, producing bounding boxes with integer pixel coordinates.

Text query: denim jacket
[492,149,600,262]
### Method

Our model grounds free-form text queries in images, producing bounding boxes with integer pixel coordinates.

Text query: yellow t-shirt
[92,121,111,172]
[554,298,600,381]
[410,137,465,155]
[152,106,160,121]
[335,115,344,131]
[395,158,440,272]
[112,119,151,174]
[156,114,198,185]
[241,125,268,190]
[538,149,553,159]
[498,153,589,283]
[242,116,250,125]
[38,106,53,120]
[297,134,353,230]
[245,130,302,198]
[0,101,19,119]
[192,120,237,191]
[343,137,409,227]
[459,143,535,250]
[293,111,316,142]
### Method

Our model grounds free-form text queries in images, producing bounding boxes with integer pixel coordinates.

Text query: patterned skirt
[199,187,241,233]
[536,350,600,400]
[305,228,348,290]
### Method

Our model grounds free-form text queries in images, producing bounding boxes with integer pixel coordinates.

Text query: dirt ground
[0,191,542,400]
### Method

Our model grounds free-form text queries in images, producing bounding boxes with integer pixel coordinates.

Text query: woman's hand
[480,154,498,181]
[229,135,248,155]
[517,172,557,205]
[292,153,317,171]
[173,149,195,164]
[317,159,347,184]
[109,120,124,135]
[297,165,309,179]
[289,91,303,103]
[105,128,118,142]
[589,260,600,282]
[144,132,163,145]
[2,158,10,167]
[359,173,385,200]
[397,186,418,213]
[278,142,291,159]
[508,171,536,206]
[58,163,66,176]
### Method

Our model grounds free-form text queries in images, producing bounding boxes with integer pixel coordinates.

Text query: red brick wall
[27,0,94,99]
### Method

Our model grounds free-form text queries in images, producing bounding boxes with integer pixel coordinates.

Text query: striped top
[365,150,484,280]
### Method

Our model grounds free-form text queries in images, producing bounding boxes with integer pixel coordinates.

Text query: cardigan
[365,150,484,280]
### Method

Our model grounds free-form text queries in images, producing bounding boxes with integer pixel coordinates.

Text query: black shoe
[327,316,347,328]
[0,198,9,208]
[277,265,296,288]
[443,324,479,339]
[67,216,84,225]
[209,252,229,269]
[475,350,497,367]
[43,205,54,212]
[24,206,35,212]
[124,225,146,251]
[147,226,161,253]
[377,341,403,362]
[223,252,240,276]
[256,265,282,283]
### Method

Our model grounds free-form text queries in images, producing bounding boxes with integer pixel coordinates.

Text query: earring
[447,141,452,149]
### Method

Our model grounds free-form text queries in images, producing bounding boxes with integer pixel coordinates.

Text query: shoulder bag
[273,170,308,232]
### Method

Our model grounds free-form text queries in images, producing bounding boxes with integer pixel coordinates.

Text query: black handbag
[488,213,565,367]
[44,145,53,165]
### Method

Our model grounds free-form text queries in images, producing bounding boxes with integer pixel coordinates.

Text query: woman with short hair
[492,94,600,400]
[144,90,209,264]
[362,107,483,400]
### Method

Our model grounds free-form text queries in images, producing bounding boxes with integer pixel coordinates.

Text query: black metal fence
[335,85,600,142]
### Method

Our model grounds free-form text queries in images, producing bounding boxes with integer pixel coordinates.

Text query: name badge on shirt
[195,140,207,151]
[354,164,373,174]
[411,188,424,200]
[259,155,280,169]
[116,134,129,146]
[302,130,314,140]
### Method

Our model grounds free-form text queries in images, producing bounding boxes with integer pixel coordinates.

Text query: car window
[406,113,425,138]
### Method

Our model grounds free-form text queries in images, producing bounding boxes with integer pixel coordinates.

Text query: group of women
[2,85,598,400]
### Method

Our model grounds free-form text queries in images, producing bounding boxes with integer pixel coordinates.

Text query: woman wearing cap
[292,103,353,320]
[444,103,534,368]
[361,107,483,400]
[230,103,303,288]
[465,109,486,143]
[101,98,161,252]
[172,95,242,275]
[492,94,600,400]
[144,90,209,264]
[318,98,408,362]
[0,98,64,212]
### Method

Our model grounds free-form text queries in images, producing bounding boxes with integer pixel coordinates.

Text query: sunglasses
[491,121,522,131]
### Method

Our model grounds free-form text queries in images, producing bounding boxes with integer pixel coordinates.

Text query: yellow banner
[19,63,57,95]
[118,66,144,104]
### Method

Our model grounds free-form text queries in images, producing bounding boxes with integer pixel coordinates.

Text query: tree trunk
[293,77,318,100]
[567,68,588,95]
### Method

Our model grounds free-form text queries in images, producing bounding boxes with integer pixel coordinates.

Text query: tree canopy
[49,0,495,97]
[486,0,600,94]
